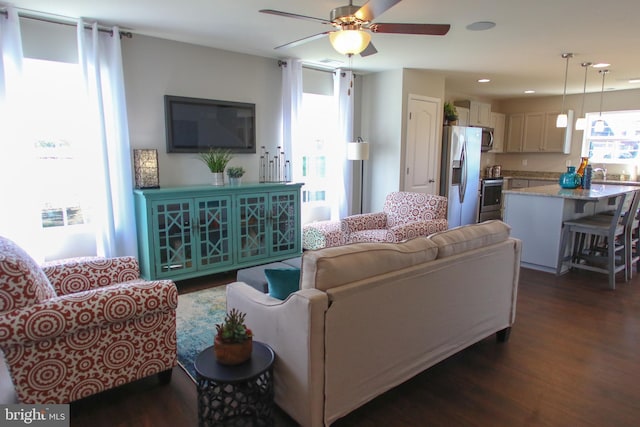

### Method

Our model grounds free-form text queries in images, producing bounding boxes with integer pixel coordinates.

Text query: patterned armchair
[341,192,448,243]
[0,236,178,404]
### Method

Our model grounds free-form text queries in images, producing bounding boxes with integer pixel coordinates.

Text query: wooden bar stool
[556,193,630,289]
[590,189,640,280]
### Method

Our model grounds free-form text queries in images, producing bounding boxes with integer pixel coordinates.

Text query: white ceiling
[6,0,640,99]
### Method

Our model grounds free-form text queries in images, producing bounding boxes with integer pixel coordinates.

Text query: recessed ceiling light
[466,21,496,31]
[629,78,640,84]
[478,78,491,83]
[592,63,610,68]
[524,90,536,94]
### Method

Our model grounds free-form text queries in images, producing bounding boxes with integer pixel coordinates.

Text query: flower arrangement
[226,166,246,179]
[215,308,253,344]
[198,148,233,173]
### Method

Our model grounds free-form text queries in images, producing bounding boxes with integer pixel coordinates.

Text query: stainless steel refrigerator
[439,126,482,228]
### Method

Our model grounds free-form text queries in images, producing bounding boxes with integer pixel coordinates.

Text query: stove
[479,177,503,222]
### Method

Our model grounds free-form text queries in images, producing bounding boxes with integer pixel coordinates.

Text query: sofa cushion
[0,236,57,314]
[300,237,439,291]
[265,268,301,300]
[236,257,302,293]
[428,220,511,259]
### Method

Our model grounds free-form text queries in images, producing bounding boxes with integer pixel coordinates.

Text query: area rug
[176,285,227,381]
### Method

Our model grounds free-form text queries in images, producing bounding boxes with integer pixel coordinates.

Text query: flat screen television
[164,95,256,153]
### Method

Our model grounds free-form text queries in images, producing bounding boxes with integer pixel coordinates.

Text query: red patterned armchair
[0,236,178,404]
[341,192,448,243]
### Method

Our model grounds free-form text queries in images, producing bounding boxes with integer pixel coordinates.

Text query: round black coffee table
[194,341,275,427]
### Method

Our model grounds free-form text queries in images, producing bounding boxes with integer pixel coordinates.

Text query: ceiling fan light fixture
[329,29,371,55]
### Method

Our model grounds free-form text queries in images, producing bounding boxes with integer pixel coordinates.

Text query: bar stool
[556,193,630,289]
[590,189,640,280]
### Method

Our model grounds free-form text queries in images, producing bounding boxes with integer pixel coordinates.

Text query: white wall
[359,68,446,212]
[361,69,403,212]
[122,35,282,186]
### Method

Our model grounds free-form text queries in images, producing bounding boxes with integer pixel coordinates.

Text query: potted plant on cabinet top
[226,166,245,185]
[444,102,458,125]
[214,308,253,365]
[198,148,233,186]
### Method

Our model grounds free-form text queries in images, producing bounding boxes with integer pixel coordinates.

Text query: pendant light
[556,53,573,128]
[594,69,609,133]
[575,62,592,131]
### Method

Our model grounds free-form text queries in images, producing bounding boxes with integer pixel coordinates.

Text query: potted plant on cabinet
[198,148,233,186]
[214,308,253,365]
[226,166,245,185]
[444,102,458,125]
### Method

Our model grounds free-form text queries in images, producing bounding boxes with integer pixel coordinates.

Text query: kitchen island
[502,183,637,273]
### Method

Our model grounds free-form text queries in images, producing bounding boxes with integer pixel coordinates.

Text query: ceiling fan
[260,0,450,57]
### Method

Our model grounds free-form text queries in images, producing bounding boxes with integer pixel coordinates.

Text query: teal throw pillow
[264,268,300,300]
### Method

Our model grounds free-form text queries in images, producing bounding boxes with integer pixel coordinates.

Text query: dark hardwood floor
[70,268,640,426]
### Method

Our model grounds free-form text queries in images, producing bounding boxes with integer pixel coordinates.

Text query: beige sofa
[226,220,521,427]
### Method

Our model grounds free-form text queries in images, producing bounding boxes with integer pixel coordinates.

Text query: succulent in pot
[214,308,253,365]
[226,166,245,178]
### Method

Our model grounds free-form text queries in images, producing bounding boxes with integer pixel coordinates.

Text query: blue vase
[559,166,581,189]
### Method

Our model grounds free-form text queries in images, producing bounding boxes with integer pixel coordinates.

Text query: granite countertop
[503,183,638,200]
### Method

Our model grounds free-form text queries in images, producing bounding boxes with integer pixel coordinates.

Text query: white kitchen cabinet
[506,113,524,152]
[542,111,573,154]
[490,112,506,153]
[505,110,573,154]
[522,112,545,152]
[456,107,470,126]
[454,100,491,127]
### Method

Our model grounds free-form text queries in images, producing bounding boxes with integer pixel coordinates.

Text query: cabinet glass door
[196,196,233,269]
[236,193,268,262]
[152,200,196,277]
[270,191,299,256]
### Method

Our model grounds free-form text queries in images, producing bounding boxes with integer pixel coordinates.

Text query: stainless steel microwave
[477,127,494,152]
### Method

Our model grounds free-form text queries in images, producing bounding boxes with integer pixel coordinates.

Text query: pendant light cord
[579,62,591,118]
[598,69,608,117]
[559,53,573,114]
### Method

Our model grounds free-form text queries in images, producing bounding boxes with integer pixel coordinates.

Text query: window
[582,110,640,164]
[15,58,99,258]
[296,92,339,222]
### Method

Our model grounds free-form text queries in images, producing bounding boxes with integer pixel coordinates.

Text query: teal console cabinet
[134,182,303,281]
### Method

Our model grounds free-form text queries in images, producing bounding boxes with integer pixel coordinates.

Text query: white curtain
[0,7,44,258]
[333,69,354,219]
[77,20,137,257]
[280,59,303,179]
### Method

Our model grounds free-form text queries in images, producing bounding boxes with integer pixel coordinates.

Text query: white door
[405,94,441,194]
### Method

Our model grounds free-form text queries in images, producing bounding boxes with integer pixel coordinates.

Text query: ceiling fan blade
[360,42,378,57]
[368,23,450,36]
[274,31,332,50]
[355,0,402,22]
[260,9,333,25]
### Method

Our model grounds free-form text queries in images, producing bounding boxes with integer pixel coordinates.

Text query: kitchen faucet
[592,166,607,181]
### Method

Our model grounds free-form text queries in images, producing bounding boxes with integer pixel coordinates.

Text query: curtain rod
[1,7,133,39]
[278,60,354,77]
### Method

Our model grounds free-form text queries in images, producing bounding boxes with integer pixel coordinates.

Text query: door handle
[428,179,435,183]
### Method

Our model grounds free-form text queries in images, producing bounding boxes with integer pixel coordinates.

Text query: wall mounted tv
[164,95,256,153]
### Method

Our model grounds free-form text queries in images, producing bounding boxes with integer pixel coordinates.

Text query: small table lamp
[133,149,160,189]
[347,138,370,213]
